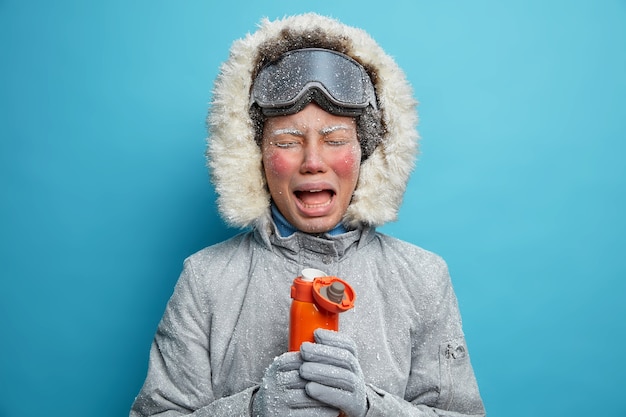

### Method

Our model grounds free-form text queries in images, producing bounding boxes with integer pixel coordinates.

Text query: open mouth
[294,189,335,208]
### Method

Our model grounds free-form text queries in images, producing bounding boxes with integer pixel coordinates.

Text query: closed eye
[274,141,300,148]
[326,140,348,146]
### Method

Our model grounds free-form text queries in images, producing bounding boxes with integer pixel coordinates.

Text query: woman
[131,13,485,417]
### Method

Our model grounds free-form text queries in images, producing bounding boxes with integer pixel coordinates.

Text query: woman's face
[261,103,362,234]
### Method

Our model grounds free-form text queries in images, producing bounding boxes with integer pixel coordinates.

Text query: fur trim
[207,13,418,229]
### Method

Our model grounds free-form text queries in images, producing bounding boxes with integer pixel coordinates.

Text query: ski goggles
[250,48,378,117]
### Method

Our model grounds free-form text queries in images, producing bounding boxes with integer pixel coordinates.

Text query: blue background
[1,1,625,416]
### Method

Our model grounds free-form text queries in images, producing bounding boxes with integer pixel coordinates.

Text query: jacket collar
[254,218,376,266]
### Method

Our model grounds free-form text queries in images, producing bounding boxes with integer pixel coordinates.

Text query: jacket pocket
[437,336,482,412]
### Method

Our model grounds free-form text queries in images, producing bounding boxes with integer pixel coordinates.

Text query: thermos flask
[289,268,356,351]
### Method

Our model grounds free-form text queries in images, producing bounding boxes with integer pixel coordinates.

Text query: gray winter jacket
[130,224,485,416]
[131,13,485,417]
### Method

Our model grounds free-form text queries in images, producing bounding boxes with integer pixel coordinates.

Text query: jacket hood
[207,13,419,230]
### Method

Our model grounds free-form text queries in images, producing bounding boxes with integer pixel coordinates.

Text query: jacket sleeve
[130,260,256,417]
[364,254,486,417]
[364,384,485,417]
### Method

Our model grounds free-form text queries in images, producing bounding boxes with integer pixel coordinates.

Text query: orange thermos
[289,268,356,352]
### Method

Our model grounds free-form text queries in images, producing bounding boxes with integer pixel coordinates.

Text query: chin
[295,218,338,234]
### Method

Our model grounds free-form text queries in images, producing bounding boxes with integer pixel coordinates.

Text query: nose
[300,141,327,174]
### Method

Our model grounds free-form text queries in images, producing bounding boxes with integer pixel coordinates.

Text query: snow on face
[261,103,361,234]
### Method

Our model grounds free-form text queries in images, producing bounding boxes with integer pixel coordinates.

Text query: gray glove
[252,351,339,417]
[299,329,368,417]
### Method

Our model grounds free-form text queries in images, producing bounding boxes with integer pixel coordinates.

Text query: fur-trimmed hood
[207,13,418,230]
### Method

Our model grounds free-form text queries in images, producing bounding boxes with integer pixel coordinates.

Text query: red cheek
[332,148,361,176]
[265,151,294,177]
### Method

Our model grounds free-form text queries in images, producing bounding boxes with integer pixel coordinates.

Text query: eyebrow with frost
[267,124,355,138]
